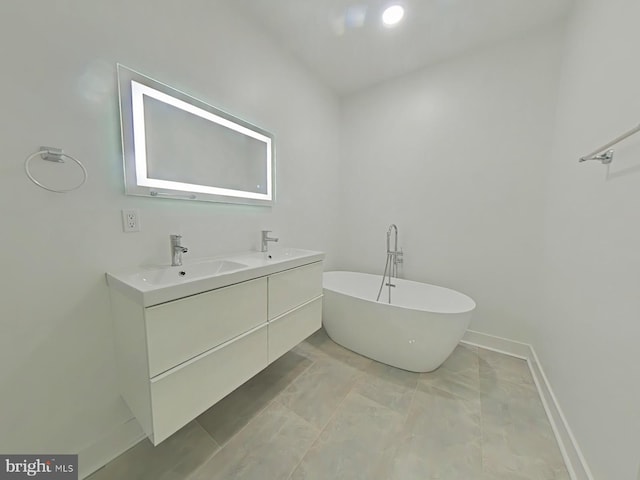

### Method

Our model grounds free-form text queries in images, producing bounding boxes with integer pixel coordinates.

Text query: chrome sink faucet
[170,234,188,266]
[261,230,279,252]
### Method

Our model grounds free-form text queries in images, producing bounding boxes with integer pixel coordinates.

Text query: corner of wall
[78,418,145,479]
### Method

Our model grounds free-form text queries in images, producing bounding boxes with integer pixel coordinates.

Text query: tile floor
[88,329,570,480]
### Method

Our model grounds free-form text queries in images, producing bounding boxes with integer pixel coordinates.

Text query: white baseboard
[461,329,531,359]
[78,417,145,479]
[461,330,594,480]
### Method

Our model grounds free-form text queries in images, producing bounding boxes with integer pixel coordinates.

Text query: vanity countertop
[106,248,325,307]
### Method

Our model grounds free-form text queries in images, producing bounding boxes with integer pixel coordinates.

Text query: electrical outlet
[121,209,140,232]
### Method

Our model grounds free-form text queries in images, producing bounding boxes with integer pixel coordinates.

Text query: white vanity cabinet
[109,258,323,446]
[267,261,323,363]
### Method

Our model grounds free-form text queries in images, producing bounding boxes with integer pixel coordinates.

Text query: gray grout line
[285,354,369,479]
[183,422,224,480]
[187,353,316,479]
[188,346,323,480]
[389,369,420,473]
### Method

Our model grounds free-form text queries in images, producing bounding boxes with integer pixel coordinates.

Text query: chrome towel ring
[24,146,88,193]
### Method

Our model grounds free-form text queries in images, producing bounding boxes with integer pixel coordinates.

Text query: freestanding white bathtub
[322,271,476,372]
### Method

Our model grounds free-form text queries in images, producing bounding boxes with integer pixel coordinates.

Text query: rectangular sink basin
[133,260,248,287]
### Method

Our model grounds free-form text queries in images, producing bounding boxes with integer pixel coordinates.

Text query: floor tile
[86,421,218,480]
[441,342,480,377]
[482,445,570,480]
[481,369,552,443]
[419,367,481,402]
[190,401,318,480]
[405,386,482,447]
[417,343,481,404]
[290,392,405,480]
[350,360,418,414]
[196,349,312,445]
[278,354,362,429]
[293,328,373,372]
[479,347,535,387]
[384,387,483,479]
[478,347,569,479]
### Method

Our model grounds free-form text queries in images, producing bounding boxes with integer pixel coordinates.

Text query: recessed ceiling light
[382,5,404,27]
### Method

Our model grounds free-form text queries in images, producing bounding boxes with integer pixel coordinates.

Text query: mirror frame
[117,64,275,206]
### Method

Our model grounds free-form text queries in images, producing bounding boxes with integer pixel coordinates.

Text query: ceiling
[232,0,574,95]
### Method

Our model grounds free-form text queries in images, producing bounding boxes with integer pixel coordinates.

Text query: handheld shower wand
[377,224,403,303]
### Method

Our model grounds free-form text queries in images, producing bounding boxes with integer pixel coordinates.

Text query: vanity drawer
[268,297,322,363]
[145,278,267,377]
[268,262,323,320]
[150,324,268,445]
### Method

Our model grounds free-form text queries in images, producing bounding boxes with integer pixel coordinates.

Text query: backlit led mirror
[117,64,275,206]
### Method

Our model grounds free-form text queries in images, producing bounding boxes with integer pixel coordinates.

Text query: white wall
[3,1,638,478]
[539,0,640,478]
[0,0,340,475]
[338,26,566,341]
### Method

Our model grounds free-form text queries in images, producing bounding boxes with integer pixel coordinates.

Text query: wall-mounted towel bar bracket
[579,123,640,164]
[580,149,614,164]
[40,146,66,163]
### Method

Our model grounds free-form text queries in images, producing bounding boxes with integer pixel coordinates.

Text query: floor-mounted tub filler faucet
[261,230,279,252]
[376,224,404,303]
[170,234,188,266]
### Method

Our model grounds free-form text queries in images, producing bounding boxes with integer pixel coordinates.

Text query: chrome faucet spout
[170,234,188,266]
[261,230,279,252]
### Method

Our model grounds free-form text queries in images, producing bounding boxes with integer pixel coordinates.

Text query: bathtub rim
[323,270,476,315]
